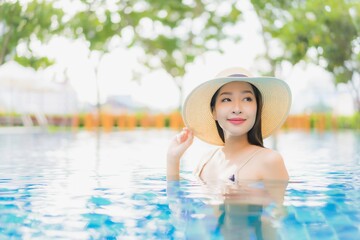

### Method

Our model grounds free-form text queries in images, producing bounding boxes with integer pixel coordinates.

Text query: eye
[243,97,253,102]
[221,98,231,102]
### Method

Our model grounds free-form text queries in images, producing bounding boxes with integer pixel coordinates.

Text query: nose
[232,101,242,115]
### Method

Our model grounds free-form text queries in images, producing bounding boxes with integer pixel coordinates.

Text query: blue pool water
[0,129,359,239]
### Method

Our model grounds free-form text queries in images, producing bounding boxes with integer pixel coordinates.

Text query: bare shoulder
[258,148,284,164]
[256,148,289,181]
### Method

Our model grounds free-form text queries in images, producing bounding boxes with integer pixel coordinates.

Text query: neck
[222,135,252,155]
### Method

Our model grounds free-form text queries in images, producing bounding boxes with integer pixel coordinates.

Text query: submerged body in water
[167,178,288,240]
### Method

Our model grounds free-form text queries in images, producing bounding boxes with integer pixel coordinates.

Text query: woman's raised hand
[167,127,194,180]
[167,127,194,161]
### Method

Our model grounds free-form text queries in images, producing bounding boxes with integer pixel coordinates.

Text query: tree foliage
[64,0,243,109]
[2,0,358,111]
[0,0,64,69]
[251,0,360,111]
[1,0,243,111]
[128,0,242,81]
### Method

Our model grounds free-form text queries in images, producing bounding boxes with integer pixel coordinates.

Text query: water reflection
[167,179,288,239]
[0,130,359,239]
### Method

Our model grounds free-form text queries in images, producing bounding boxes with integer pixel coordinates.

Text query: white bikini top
[193,147,264,182]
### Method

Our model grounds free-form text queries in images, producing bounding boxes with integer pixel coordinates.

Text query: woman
[166,68,291,239]
[167,67,292,183]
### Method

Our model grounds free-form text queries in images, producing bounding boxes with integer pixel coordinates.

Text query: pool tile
[334,224,360,240]
[305,222,337,240]
[294,207,326,224]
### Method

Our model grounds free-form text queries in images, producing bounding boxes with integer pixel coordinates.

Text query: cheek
[243,104,257,122]
[212,103,222,120]
[246,103,257,114]
[212,104,227,120]
[251,106,258,117]
[249,105,258,122]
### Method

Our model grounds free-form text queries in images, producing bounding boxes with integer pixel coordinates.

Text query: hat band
[227,73,248,77]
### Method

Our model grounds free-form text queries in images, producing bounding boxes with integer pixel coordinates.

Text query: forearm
[167,154,181,181]
[166,128,193,181]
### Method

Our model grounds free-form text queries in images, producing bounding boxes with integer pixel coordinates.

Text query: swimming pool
[0,129,359,239]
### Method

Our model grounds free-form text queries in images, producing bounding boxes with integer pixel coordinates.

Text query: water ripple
[0,130,359,239]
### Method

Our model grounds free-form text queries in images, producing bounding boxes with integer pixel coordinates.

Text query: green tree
[0,0,64,69]
[250,0,292,76]
[251,0,360,112]
[1,0,243,109]
[1,0,244,114]
[130,0,242,110]
[65,0,125,118]
[66,0,243,112]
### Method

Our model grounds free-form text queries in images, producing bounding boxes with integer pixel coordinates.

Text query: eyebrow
[219,90,254,96]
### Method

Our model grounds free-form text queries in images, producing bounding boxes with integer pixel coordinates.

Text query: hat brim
[182,76,292,146]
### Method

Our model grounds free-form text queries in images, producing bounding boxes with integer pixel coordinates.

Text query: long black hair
[210,82,264,147]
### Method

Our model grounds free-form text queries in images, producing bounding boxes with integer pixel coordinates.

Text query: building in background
[0,61,78,126]
[102,95,147,114]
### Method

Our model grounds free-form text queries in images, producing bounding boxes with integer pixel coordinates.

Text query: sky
[31,1,356,115]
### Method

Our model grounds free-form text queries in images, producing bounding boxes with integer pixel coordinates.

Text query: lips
[227,118,246,125]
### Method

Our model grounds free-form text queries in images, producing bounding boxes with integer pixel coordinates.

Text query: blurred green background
[0,0,359,130]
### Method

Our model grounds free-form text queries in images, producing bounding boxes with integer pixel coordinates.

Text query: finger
[184,130,194,145]
[185,129,192,138]
[180,130,188,142]
[176,133,182,143]
[176,130,186,143]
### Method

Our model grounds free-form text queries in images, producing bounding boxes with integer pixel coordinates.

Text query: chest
[200,154,261,182]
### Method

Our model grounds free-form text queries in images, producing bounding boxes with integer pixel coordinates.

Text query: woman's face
[212,82,257,140]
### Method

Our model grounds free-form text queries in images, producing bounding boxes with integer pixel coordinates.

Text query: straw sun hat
[182,67,292,146]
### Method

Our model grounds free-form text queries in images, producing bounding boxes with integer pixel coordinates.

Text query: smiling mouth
[227,118,246,124]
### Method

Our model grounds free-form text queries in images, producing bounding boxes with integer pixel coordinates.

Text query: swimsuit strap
[194,148,220,178]
[234,148,264,178]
